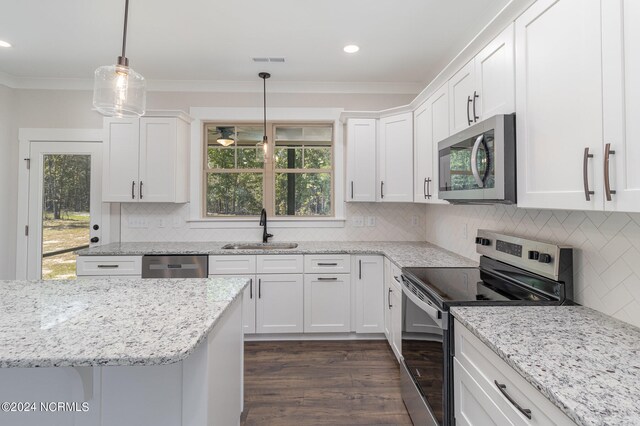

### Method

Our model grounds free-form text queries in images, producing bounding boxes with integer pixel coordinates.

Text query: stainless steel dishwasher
[141,255,208,278]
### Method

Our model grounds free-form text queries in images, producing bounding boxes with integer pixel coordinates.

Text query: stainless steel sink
[222,242,299,250]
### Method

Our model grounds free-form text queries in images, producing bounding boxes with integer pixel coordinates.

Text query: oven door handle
[402,281,447,330]
[471,134,485,188]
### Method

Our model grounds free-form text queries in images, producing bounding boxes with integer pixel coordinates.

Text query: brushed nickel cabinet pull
[583,147,594,201]
[495,380,532,419]
[604,143,616,201]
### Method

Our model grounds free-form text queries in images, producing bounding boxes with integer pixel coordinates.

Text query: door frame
[16,129,110,279]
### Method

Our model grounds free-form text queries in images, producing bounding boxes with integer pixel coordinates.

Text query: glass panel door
[27,142,103,280]
[41,154,91,279]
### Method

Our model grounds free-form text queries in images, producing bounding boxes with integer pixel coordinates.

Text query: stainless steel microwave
[438,114,516,204]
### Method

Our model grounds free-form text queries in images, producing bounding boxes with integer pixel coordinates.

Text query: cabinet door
[303,274,351,333]
[515,0,604,210]
[103,118,140,202]
[390,287,402,361]
[383,279,392,340]
[449,61,476,134]
[454,359,514,426]
[211,274,256,334]
[354,256,384,333]
[413,102,433,203]
[256,274,303,333]
[139,117,177,202]
[475,24,515,119]
[415,84,449,204]
[346,119,377,202]
[378,113,414,202]
[603,0,640,212]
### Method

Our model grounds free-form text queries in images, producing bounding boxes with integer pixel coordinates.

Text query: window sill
[187,217,346,229]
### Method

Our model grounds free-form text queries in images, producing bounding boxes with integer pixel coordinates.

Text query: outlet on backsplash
[462,223,468,240]
[365,216,376,227]
[411,216,419,226]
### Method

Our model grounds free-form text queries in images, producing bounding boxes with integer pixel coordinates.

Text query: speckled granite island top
[0,277,248,368]
[451,306,640,426]
[76,241,477,268]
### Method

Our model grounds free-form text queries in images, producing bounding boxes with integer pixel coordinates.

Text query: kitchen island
[0,277,248,426]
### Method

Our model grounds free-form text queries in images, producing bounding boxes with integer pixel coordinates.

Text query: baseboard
[244,332,386,342]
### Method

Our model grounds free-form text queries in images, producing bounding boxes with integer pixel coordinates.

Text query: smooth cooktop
[401,266,558,308]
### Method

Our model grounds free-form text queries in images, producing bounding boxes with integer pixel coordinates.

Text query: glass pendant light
[93,0,146,117]
[256,72,271,162]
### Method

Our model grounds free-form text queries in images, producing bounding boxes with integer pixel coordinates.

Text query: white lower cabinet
[383,258,402,361]
[255,274,304,334]
[354,255,385,333]
[303,274,351,333]
[454,320,576,426]
[210,274,256,334]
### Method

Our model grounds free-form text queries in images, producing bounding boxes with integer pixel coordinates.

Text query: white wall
[425,204,640,328]
[0,84,18,279]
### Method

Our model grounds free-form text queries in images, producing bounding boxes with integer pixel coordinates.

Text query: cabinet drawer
[257,255,303,274]
[304,254,351,273]
[209,255,256,275]
[454,320,575,426]
[76,256,142,276]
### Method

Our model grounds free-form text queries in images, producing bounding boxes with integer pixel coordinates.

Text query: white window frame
[189,107,345,229]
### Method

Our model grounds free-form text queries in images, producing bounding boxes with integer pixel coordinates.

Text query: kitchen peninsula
[0,277,248,426]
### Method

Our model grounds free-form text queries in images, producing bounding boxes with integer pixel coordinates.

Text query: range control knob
[528,250,540,260]
[475,237,491,246]
[538,253,552,264]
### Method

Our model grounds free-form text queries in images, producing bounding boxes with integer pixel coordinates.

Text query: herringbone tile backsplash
[425,204,640,328]
[121,202,427,242]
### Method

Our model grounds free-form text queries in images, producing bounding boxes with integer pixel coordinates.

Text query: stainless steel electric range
[400,230,574,426]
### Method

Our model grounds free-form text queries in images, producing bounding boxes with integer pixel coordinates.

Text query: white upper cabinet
[449,61,477,135]
[345,119,377,202]
[475,24,515,120]
[103,118,140,202]
[414,84,450,204]
[515,0,604,210]
[378,112,414,202]
[449,24,515,135]
[602,0,640,212]
[103,112,191,203]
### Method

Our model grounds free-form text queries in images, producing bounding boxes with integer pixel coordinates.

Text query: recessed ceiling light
[0,40,12,48]
[343,45,359,54]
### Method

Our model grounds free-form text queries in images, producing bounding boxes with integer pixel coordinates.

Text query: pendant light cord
[262,75,267,140]
[121,0,130,60]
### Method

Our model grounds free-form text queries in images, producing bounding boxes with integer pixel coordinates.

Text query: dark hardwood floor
[242,340,413,425]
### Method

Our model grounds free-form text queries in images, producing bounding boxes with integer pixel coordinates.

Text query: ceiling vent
[252,57,285,63]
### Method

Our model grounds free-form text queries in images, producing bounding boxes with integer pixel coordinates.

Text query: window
[204,123,334,218]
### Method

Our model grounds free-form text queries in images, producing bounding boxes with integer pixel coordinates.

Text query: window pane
[275,147,303,169]
[236,126,264,169]
[206,173,263,216]
[275,173,331,216]
[304,147,331,169]
[207,145,235,169]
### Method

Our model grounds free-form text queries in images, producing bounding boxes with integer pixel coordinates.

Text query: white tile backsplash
[425,204,640,328]
[120,202,427,243]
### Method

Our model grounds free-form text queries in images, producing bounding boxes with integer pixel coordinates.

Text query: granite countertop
[451,306,640,426]
[0,277,248,368]
[76,241,478,269]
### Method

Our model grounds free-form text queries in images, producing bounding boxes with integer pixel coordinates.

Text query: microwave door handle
[471,134,485,188]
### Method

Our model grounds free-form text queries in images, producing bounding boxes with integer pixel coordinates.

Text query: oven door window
[439,130,495,192]
[402,293,445,424]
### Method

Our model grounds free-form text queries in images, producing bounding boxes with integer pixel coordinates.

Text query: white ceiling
[0,0,510,90]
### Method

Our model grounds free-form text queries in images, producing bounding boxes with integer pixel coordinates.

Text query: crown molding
[0,73,422,95]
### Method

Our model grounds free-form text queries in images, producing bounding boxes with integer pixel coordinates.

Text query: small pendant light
[256,72,271,161]
[93,0,146,117]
